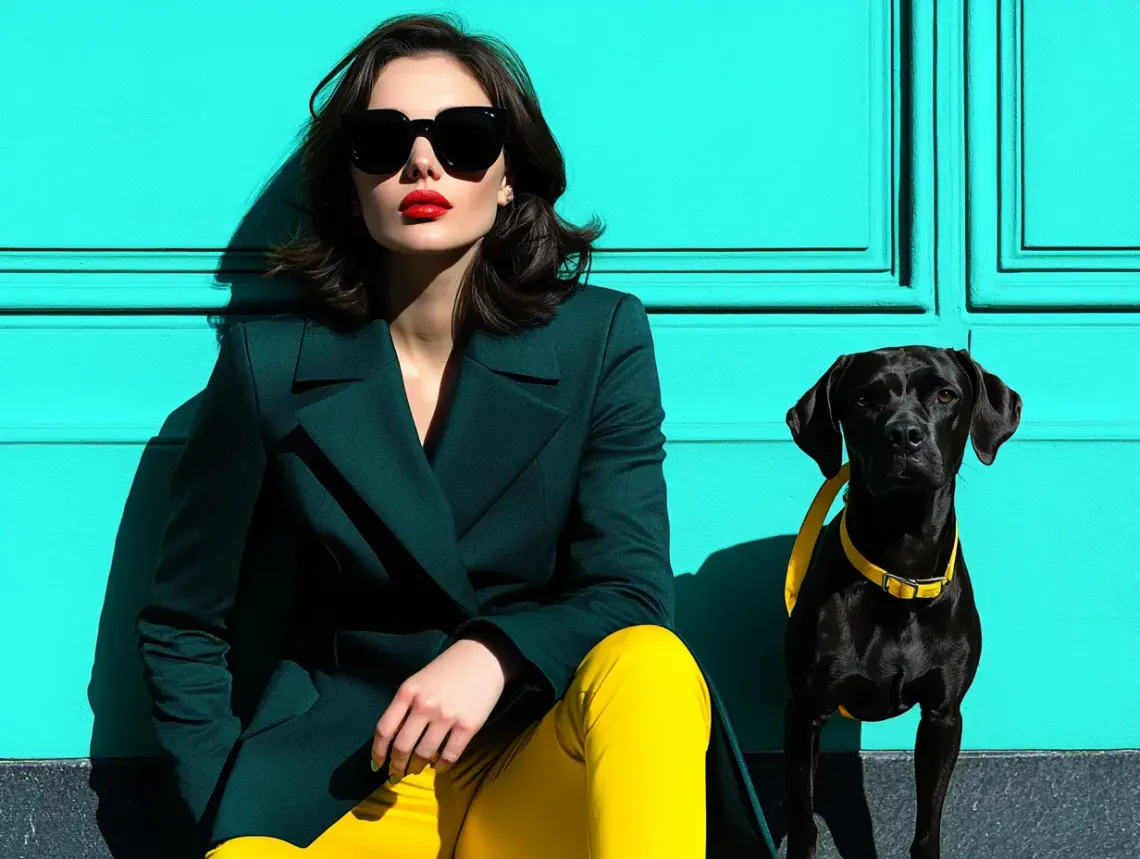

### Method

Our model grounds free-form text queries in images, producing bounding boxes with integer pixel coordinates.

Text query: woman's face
[350,54,511,255]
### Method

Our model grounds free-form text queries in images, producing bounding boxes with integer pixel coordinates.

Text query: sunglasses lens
[433,108,506,172]
[346,111,411,175]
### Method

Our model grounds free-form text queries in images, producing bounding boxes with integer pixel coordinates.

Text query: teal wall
[2,1,1138,761]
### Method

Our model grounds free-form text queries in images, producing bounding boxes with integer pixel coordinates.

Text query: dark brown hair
[264,13,603,333]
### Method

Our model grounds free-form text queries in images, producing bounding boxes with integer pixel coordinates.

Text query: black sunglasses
[342,106,508,175]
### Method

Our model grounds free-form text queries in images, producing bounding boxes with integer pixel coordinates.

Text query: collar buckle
[880,571,919,593]
[880,571,948,595]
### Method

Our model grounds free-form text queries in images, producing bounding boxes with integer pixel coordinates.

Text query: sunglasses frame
[341,105,509,175]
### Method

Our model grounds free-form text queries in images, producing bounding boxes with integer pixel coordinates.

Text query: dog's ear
[953,349,1022,465]
[786,354,852,479]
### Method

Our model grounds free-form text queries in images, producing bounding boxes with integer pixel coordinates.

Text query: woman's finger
[372,693,412,771]
[388,710,431,780]
[431,721,475,774]
[408,719,452,776]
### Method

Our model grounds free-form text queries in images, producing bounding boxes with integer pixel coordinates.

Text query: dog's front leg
[784,696,828,859]
[910,705,963,859]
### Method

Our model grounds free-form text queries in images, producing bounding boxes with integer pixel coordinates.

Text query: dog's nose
[886,419,925,451]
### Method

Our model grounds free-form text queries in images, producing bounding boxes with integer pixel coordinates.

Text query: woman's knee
[590,624,693,667]
[206,836,303,859]
[581,626,709,705]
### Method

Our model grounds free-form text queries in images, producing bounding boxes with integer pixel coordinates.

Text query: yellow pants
[206,625,711,859]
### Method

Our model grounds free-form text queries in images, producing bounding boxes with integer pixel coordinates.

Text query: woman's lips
[400,189,452,220]
[402,204,448,219]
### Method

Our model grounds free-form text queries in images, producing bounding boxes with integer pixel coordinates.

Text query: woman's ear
[786,354,852,479]
[497,178,514,207]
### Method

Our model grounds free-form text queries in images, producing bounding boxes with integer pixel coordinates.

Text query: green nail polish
[370,760,379,772]
[389,775,402,785]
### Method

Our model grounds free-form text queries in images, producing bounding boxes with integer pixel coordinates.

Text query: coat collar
[291,316,568,617]
[293,317,393,383]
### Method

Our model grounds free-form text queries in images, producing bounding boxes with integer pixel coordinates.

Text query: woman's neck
[380,242,479,365]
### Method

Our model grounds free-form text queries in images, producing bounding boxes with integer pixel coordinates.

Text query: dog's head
[786,346,1022,495]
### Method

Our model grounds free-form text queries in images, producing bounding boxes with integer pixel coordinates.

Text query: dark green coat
[137,284,776,857]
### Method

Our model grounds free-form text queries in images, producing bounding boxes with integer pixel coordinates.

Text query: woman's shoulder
[547,283,650,344]
[556,282,642,317]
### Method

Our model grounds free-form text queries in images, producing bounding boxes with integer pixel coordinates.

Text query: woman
[137,13,774,859]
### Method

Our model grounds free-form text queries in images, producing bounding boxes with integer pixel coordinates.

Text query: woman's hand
[372,635,520,779]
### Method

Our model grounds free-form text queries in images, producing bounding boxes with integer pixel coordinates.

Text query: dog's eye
[855,395,870,408]
[937,389,957,404]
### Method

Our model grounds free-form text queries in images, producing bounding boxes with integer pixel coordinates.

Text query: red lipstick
[399,189,452,220]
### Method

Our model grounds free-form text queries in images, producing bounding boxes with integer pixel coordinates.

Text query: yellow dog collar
[785,462,959,614]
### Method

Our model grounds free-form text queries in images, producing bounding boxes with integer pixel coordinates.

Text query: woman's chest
[267,419,584,605]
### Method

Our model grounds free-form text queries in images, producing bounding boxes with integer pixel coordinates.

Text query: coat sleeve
[454,293,675,703]
[136,322,266,824]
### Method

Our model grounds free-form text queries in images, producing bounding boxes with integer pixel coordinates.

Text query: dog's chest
[832,607,938,674]
[817,605,950,717]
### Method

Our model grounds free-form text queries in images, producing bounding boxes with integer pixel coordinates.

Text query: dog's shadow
[675,535,879,859]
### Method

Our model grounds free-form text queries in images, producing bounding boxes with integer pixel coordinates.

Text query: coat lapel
[290,317,570,614]
[430,326,570,540]
[292,318,480,616]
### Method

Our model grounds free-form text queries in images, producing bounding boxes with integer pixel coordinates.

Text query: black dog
[782,346,1022,859]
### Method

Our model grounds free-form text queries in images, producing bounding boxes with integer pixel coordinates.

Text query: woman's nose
[405,136,441,180]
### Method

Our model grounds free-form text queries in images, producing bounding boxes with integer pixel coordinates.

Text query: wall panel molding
[5,314,1138,444]
[968,0,1140,309]
[0,269,930,313]
[0,1,940,312]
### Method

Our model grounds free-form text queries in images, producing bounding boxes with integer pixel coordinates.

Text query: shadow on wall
[675,535,878,859]
[86,154,310,859]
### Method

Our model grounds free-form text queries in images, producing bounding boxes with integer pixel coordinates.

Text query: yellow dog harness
[785,462,959,720]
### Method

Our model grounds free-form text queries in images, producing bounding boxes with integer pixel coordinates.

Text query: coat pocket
[237,658,320,743]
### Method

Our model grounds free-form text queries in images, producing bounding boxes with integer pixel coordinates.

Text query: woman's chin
[376,229,481,257]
